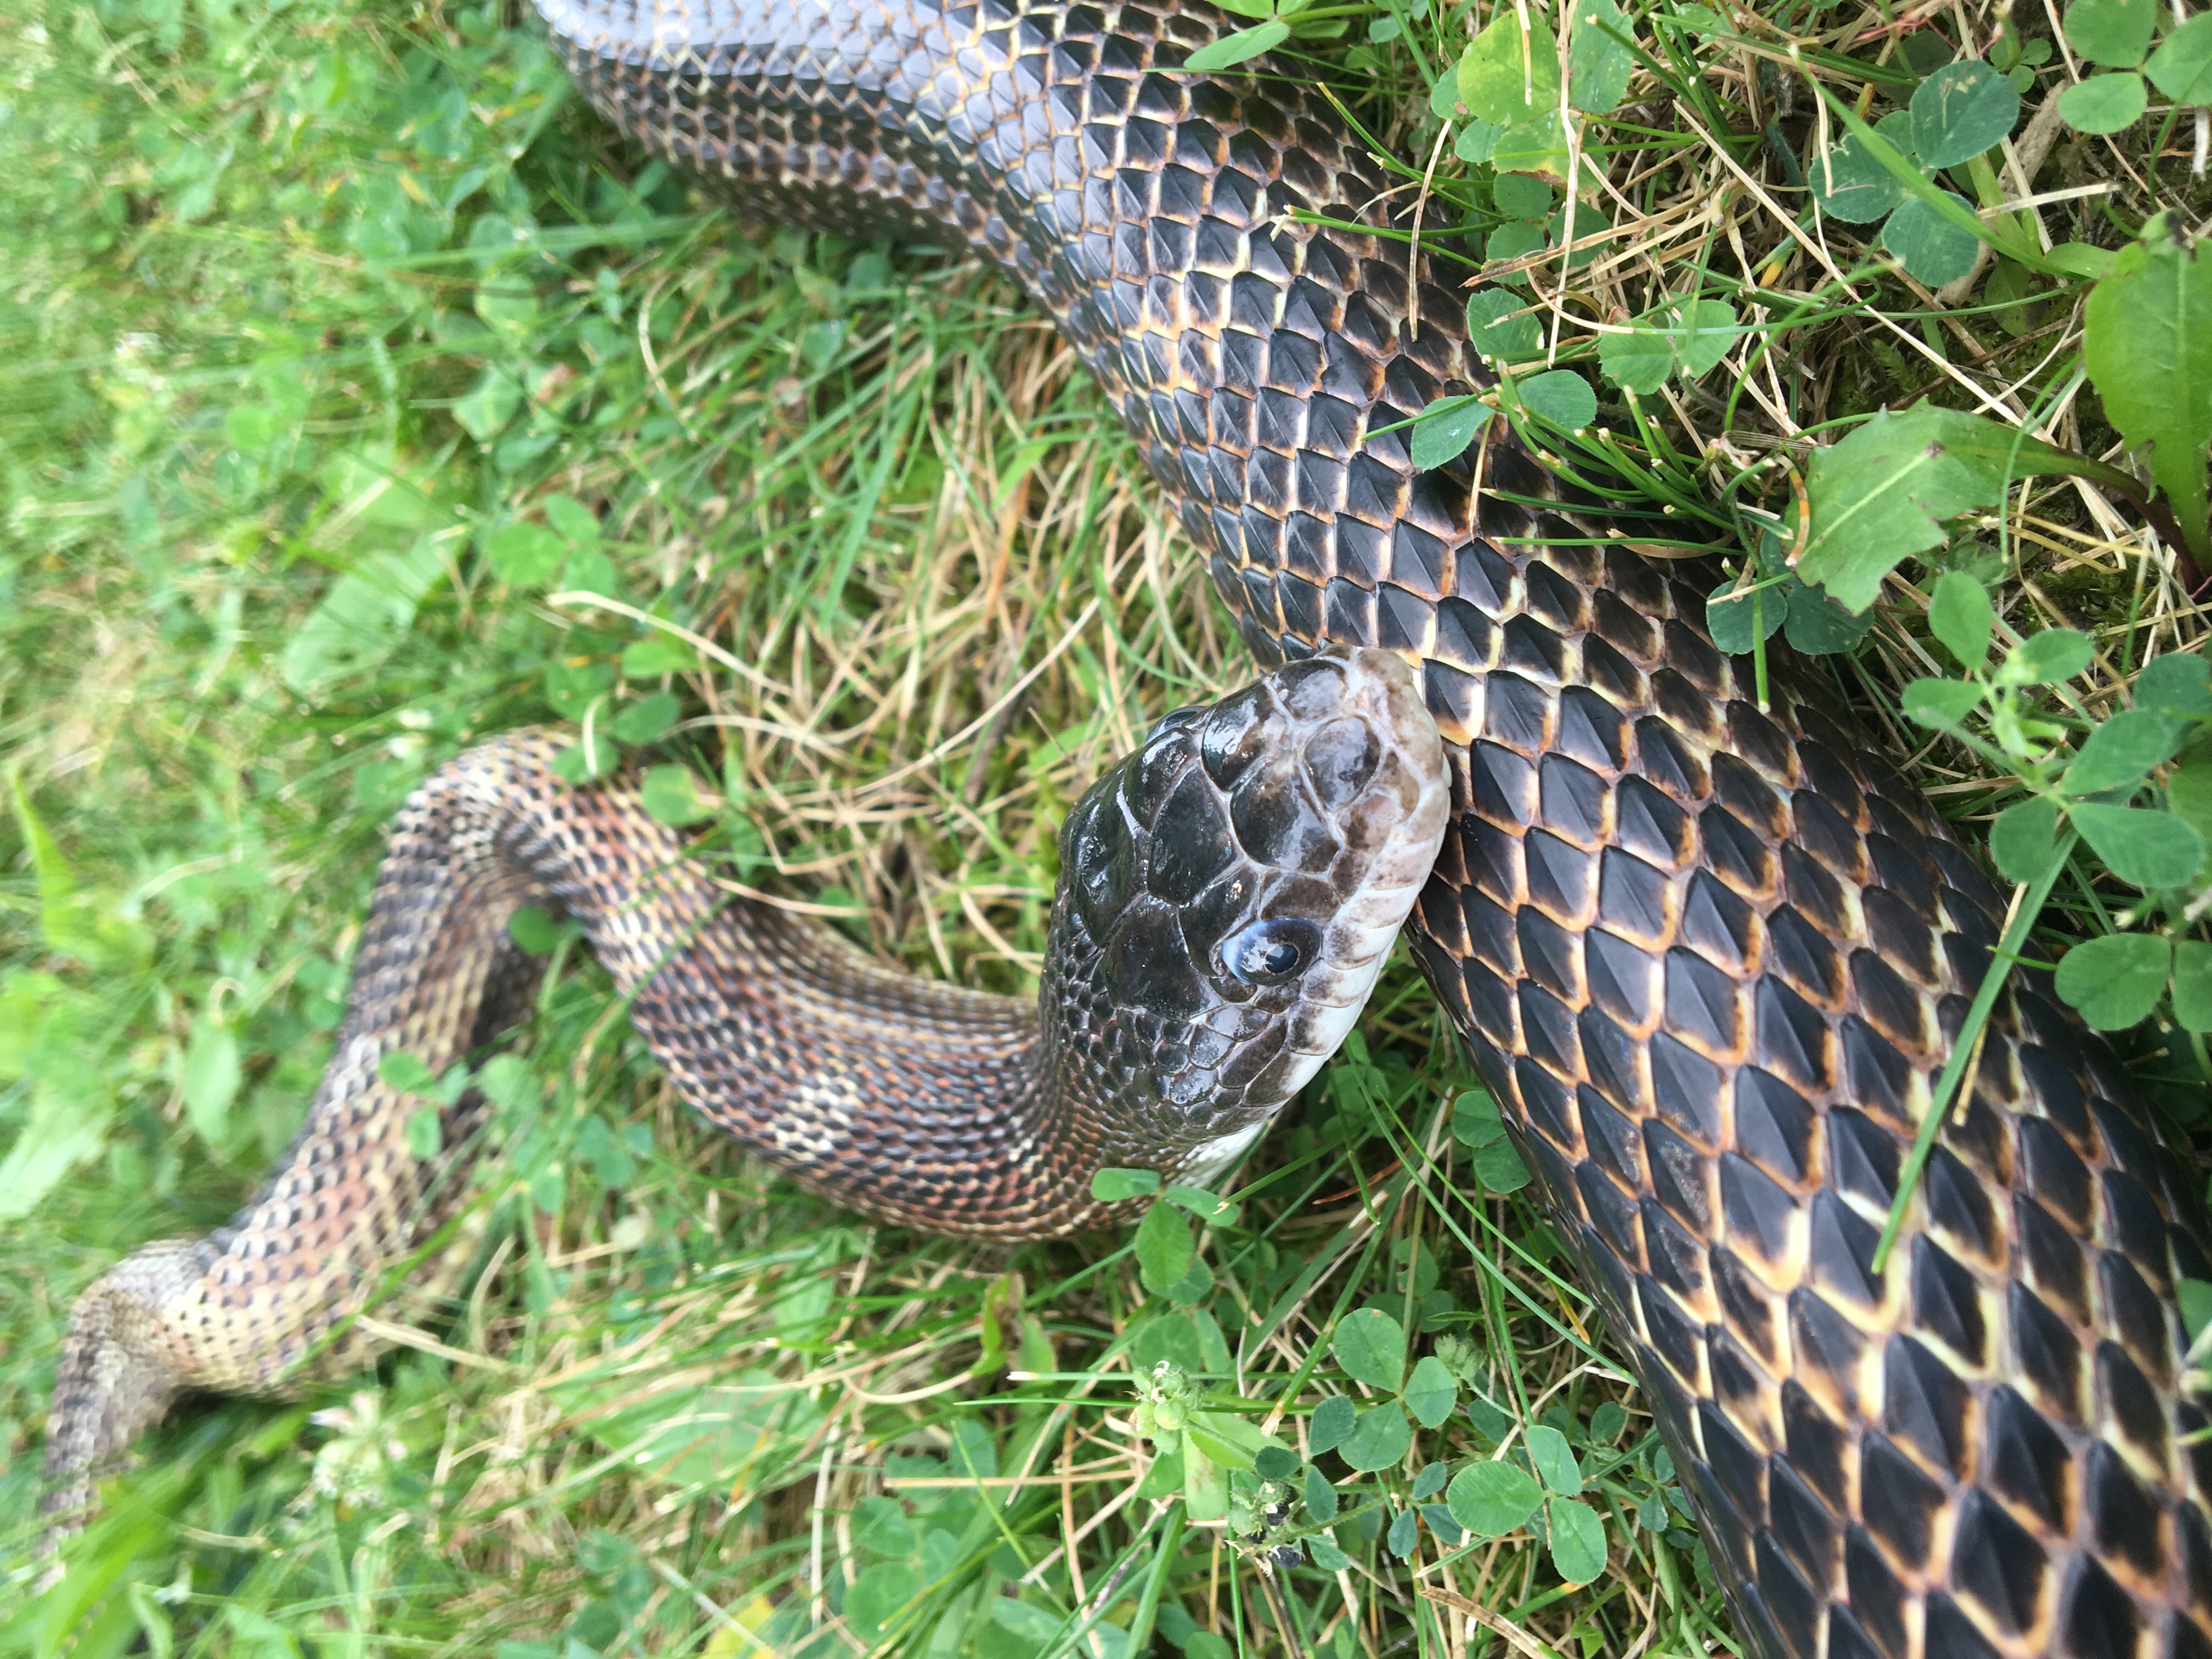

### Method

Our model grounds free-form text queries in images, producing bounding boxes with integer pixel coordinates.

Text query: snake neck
[452,731,1138,1238]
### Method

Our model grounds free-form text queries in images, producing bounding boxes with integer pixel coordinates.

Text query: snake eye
[1221,918,1321,985]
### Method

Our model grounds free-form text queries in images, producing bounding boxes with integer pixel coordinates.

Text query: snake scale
[38,0,2212,1654]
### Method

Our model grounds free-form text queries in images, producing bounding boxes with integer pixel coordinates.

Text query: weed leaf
[1910,60,2020,168]
[2055,933,2172,1028]
[1928,571,1994,665]
[1183,18,1289,71]
[1447,1462,1543,1536]
[1333,1307,1407,1391]
[1548,1499,1609,1583]
[2083,235,2212,560]
[2067,0,2157,67]
[1458,10,1562,126]
[2146,13,2212,102]
[2072,802,2208,887]
[2064,709,2187,797]
[2058,73,2149,133]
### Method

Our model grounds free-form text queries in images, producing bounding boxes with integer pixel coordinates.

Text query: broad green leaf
[2072,802,2208,887]
[2146,13,2212,103]
[1455,118,1504,163]
[1492,112,1573,182]
[640,764,712,827]
[1705,580,1786,652]
[1095,1166,1163,1201]
[1569,0,1635,112]
[1184,1410,1260,1471]
[1333,1307,1407,1392]
[1599,325,1676,394]
[1184,1440,1226,1520]
[623,636,697,677]
[1453,1088,1506,1147]
[1183,18,1289,71]
[1338,1403,1414,1471]
[1810,134,1905,223]
[2179,1274,2212,1338]
[2174,939,2212,1030]
[1306,1534,1353,1572]
[1526,1424,1582,1494]
[1928,571,1993,665]
[1458,10,1562,126]
[1784,582,1874,653]
[1254,1444,1300,1481]
[1493,173,1555,219]
[1402,1356,1460,1429]
[1304,1464,1339,1521]
[2168,942,2212,1035]
[405,1105,443,1159]
[1548,1498,1609,1584]
[844,1563,917,1644]
[508,906,564,955]
[1136,1200,1195,1294]
[2084,236,2212,560]
[2001,627,2097,685]
[1911,60,2021,168]
[1672,300,1740,376]
[1603,300,1739,392]
[379,1051,439,1093]
[2053,932,2171,1028]
[1800,405,2062,611]
[0,1084,114,1220]
[484,521,564,586]
[1410,396,1491,470]
[1163,1183,1239,1224]
[1990,797,2062,882]
[544,493,600,547]
[1903,678,1987,727]
[2137,652,2212,713]
[1475,1137,1532,1192]
[2067,0,2157,67]
[2063,708,2187,797]
[1309,1395,1357,1453]
[2168,752,2212,860]
[611,691,681,744]
[182,1018,241,1145]
[2058,72,2149,133]
[1590,1402,1628,1441]
[453,365,524,440]
[1468,288,1542,360]
[1412,1462,1449,1500]
[1518,370,1596,432]
[281,534,449,697]
[554,735,618,783]
[1883,193,1982,287]
[1386,1508,1420,1557]
[1447,1460,1543,1536]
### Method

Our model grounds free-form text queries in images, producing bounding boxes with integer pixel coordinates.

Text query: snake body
[43,653,1447,1531]
[42,1,2212,1654]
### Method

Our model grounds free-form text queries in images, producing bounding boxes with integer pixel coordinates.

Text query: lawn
[2,0,2205,1652]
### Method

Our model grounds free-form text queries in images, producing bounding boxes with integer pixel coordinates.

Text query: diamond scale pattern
[539,1,2212,1651]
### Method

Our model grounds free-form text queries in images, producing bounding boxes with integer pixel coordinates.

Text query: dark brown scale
[510,1,2212,1651]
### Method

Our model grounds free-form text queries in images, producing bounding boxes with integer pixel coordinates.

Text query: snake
[37,0,2212,1654]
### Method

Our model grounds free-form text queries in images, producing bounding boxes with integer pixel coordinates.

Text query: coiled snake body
[43,1,2212,1654]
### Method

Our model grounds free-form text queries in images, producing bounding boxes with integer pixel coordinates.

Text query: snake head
[1046,646,1449,1184]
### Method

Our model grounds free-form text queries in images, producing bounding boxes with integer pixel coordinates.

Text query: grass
[1,0,2207,1652]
